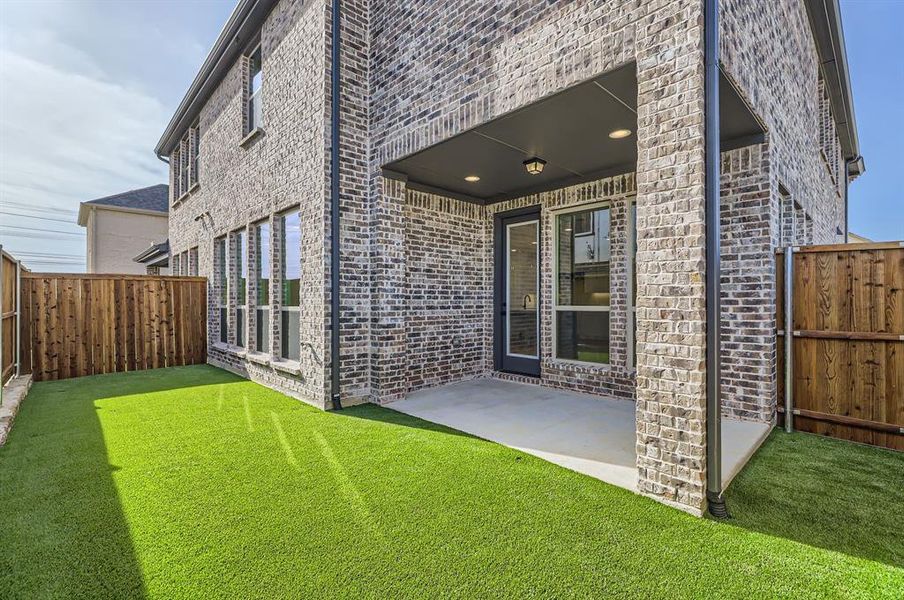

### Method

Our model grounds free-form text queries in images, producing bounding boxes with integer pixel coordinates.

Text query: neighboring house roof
[848,232,872,244]
[77,184,169,226]
[155,0,277,157]
[133,239,170,268]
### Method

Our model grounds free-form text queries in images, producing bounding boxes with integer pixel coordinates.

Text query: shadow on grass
[724,429,904,569]
[336,403,484,440]
[0,365,243,598]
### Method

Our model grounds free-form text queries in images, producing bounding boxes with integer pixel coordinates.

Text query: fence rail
[20,273,208,382]
[777,241,904,450]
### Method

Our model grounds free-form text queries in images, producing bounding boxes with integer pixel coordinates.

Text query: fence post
[15,258,21,377]
[784,246,794,433]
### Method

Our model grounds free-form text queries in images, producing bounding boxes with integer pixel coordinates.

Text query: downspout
[704,0,727,518]
[329,0,343,410]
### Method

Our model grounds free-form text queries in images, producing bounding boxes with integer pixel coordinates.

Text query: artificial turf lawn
[0,365,900,599]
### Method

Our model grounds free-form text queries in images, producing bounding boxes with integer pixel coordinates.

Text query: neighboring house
[155,0,863,514]
[133,240,171,275]
[77,185,170,274]
[848,232,872,244]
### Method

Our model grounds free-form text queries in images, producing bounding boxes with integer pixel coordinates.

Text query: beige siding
[86,207,168,274]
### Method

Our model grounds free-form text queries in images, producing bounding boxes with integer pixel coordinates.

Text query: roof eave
[803,0,861,162]
[154,0,278,157]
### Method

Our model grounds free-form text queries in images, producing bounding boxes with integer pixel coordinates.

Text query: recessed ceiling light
[464,175,481,182]
[609,128,632,139]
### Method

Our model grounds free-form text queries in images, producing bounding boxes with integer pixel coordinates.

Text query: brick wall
[168,0,330,408]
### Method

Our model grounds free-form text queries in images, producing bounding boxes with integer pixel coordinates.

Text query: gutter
[329,0,342,410]
[704,0,727,518]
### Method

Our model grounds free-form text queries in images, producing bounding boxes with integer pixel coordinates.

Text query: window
[171,125,200,200]
[215,237,228,344]
[254,220,271,353]
[189,247,198,276]
[279,210,300,360]
[189,126,200,187]
[171,147,181,202]
[555,204,611,364]
[246,45,262,132]
[234,229,248,348]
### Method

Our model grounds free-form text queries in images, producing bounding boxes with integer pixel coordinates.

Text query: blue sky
[0,0,234,271]
[840,0,904,241]
[0,0,900,271]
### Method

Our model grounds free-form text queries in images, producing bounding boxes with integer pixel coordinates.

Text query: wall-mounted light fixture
[523,157,546,175]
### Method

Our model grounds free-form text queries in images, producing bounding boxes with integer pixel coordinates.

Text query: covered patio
[389,378,771,495]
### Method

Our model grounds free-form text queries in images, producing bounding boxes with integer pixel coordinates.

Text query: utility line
[0,224,84,235]
[1,211,77,224]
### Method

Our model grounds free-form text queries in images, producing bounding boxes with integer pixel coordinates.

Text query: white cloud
[0,49,168,270]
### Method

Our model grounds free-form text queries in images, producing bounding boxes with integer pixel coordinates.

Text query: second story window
[247,45,262,132]
[172,124,200,201]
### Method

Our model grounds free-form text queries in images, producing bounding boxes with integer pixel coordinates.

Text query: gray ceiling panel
[386,62,764,204]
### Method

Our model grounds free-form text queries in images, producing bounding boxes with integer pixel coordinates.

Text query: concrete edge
[0,375,34,447]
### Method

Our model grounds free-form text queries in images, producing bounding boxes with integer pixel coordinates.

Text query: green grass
[0,365,900,599]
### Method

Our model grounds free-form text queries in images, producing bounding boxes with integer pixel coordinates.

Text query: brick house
[156,0,862,514]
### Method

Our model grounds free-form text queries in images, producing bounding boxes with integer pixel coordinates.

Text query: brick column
[370,176,408,403]
[247,224,259,352]
[634,3,709,514]
[609,195,630,370]
[270,214,282,358]
[719,143,777,423]
[227,231,239,347]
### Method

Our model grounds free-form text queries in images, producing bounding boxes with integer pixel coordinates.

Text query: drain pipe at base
[329,0,343,411]
[704,0,727,518]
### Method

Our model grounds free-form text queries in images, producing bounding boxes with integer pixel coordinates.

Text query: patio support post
[784,246,794,433]
[370,175,408,403]
[329,0,342,410]
[704,0,727,519]
[634,1,709,514]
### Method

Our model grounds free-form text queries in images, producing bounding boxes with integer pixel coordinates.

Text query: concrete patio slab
[389,378,771,493]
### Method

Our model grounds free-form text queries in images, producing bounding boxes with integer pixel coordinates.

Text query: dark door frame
[493,205,542,377]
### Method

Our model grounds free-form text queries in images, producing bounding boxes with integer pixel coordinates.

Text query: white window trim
[552,200,613,367]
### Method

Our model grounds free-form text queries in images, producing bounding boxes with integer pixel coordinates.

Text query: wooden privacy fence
[777,242,904,450]
[20,274,208,382]
[1,248,24,387]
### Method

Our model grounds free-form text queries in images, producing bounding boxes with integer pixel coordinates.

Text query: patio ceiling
[384,62,765,204]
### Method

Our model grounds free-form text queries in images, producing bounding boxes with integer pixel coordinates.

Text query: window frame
[552,200,614,367]
[215,236,228,345]
[233,228,248,349]
[253,219,271,354]
[246,44,262,133]
[278,208,301,361]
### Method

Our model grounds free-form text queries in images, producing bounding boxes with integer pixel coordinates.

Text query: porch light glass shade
[608,128,632,139]
[523,157,546,175]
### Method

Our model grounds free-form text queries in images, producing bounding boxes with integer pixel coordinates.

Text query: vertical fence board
[19,274,207,382]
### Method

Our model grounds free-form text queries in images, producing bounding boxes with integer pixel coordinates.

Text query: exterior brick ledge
[271,358,301,376]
